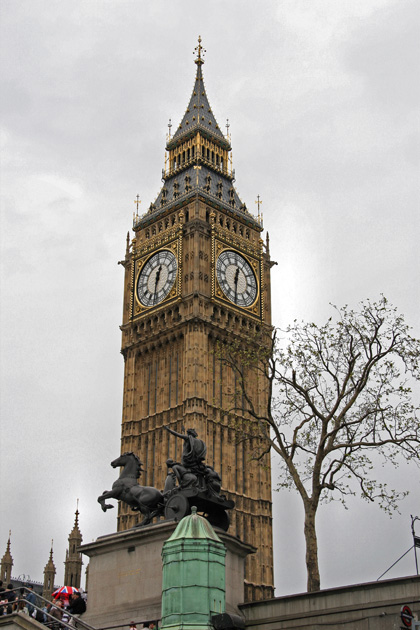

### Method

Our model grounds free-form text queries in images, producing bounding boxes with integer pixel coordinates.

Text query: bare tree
[217,296,420,592]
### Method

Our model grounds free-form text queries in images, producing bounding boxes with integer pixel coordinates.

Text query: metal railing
[1,588,161,630]
[0,587,95,630]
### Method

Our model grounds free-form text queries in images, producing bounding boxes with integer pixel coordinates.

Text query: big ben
[118,39,274,602]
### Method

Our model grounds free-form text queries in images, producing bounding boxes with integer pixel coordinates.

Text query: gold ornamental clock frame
[131,237,182,319]
[211,233,264,321]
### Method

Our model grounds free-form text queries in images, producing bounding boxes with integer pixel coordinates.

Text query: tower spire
[43,540,56,601]
[140,40,260,227]
[64,505,83,588]
[1,531,13,584]
[170,39,227,145]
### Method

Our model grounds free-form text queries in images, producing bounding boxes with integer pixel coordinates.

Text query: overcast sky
[1,0,419,597]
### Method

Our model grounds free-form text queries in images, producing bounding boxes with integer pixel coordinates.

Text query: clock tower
[119,39,274,602]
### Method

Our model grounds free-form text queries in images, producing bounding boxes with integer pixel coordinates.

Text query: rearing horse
[97,452,164,526]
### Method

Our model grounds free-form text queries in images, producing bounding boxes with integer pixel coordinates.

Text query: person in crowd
[48,599,63,629]
[0,581,6,615]
[15,588,26,612]
[5,584,17,614]
[61,599,70,626]
[25,585,37,617]
[41,603,50,623]
[68,591,86,625]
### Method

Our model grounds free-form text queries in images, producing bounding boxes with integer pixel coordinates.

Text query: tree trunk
[304,503,321,592]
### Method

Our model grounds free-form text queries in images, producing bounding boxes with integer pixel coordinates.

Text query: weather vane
[226,118,230,138]
[194,36,206,64]
[255,194,262,216]
[134,194,141,214]
[167,118,172,140]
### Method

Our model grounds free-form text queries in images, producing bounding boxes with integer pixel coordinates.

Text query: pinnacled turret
[1,531,13,584]
[63,506,83,588]
[43,541,56,600]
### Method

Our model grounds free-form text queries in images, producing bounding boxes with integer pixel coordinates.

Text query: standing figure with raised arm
[164,426,207,469]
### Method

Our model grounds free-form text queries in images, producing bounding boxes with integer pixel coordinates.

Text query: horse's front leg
[97,490,116,512]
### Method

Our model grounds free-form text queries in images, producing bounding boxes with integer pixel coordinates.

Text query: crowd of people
[0,581,155,629]
[0,580,87,627]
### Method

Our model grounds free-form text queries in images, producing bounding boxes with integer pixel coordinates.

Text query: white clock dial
[216,250,257,307]
[137,250,177,307]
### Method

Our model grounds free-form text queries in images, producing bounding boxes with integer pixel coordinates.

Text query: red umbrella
[52,586,80,600]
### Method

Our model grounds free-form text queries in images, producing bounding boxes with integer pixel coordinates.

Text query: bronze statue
[163,426,207,469]
[99,428,234,531]
[97,452,163,526]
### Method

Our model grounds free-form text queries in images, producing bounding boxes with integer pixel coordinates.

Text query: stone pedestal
[80,522,254,630]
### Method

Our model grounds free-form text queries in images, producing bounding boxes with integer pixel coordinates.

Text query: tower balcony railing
[162,154,233,180]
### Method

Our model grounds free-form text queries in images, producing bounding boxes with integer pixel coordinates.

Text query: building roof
[168,38,229,150]
[135,38,261,231]
[167,506,222,542]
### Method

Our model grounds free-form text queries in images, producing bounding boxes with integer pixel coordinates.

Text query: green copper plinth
[161,507,226,630]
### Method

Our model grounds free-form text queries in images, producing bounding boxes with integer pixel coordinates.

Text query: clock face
[216,250,258,308]
[137,250,177,307]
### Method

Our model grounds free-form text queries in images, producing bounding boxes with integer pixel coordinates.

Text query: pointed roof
[167,506,222,542]
[137,38,261,230]
[168,38,229,150]
[68,507,82,542]
[44,542,56,572]
[1,532,13,564]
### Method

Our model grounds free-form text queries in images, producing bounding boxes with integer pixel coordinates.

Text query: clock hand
[234,267,239,303]
[154,265,162,304]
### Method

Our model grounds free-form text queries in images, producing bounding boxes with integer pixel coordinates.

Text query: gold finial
[74,499,80,527]
[194,36,206,65]
[226,119,230,138]
[255,194,262,217]
[134,195,141,214]
[193,164,201,186]
[167,118,172,141]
